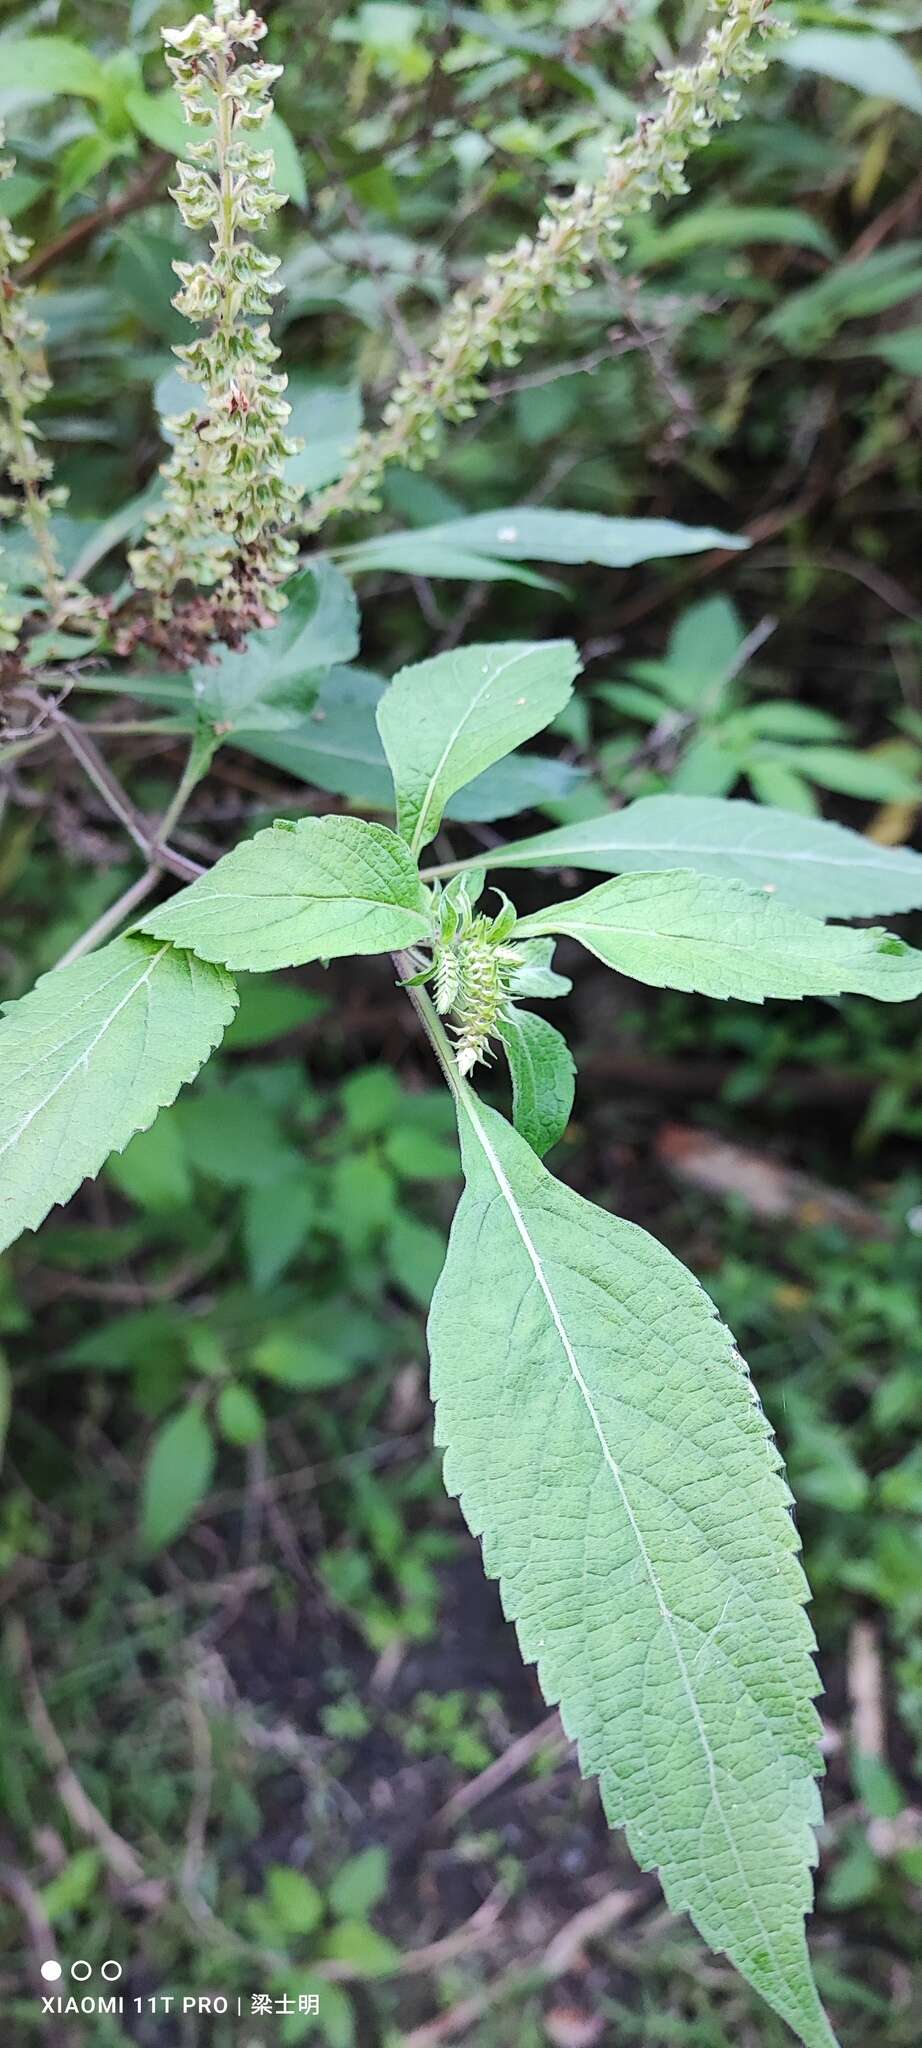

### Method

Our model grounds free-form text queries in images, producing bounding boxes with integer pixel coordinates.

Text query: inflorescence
[129,2,302,625]
[302,0,781,534]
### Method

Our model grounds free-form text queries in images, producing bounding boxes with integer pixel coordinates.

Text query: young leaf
[140,1403,215,1552]
[376,640,580,855]
[500,1008,575,1157]
[477,794,922,919]
[429,1096,837,2048]
[237,664,584,817]
[509,937,572,1001]
[266,1867,325,1937]
[0,938,236,1254]
[217,1382,266,1447]
[140,817,432,971]
[515,870,922,1004]
[328,1846,389,1919]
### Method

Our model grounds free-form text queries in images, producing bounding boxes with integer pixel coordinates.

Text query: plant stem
[419,852,500,882]
[157,727,218,844]
[52,731,214,968]
[53,868,162,971]
[393,951,463,1105]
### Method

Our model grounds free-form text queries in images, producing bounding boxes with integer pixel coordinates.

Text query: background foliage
[1,0,922,2042]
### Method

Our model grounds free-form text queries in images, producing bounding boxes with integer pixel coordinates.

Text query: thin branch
[400,1883,658,2047]
[7,1617,145,1888]
[51,733,215,967]
[393,951,462,1103]
[54,868,162,970]
[20,153,171,282]
[434,1710,567,1831]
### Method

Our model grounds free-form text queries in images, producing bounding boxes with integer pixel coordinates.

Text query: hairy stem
[394,951,464,1104]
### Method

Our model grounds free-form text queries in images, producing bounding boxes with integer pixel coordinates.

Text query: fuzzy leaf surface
[376,640,579,854]
[500,1008,575,1156]
[0,937,236,1253]
[482,794,922,919]
[428,1097,837,2048]
[141,817,432,971]
[515,871,922,1003]
[237,666,583,817]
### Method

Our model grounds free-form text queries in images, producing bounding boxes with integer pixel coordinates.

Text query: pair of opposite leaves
[7,636,922,2046]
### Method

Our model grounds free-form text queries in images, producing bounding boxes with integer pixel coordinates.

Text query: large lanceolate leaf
[376,640,579,855]
[429,1097,837,2048]
[516,871,922,1003]
[341,508,747,580]
[141,816,432,971]
[0,937,236,1253]
[478,794,922,919]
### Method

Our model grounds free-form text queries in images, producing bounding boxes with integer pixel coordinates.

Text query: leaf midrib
[0,943,172,1161]
[506,828,917,875]
[407,645,538,857]
[459,1086,786,1983]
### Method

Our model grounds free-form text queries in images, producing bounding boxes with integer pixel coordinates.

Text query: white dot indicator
[72,1961,92,1982]
[101,1961,123,1982]
[40,1961,62,1983]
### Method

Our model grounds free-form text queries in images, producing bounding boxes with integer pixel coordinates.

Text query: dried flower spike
[0,126,95,635]
[129,2,302,624]
[303,0,782,535]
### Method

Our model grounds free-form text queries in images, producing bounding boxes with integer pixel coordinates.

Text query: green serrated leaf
[515,870,922,1004]
[192,563,359,732]
[377,640,579,855]
[0,937,236,1254]
[237,665,584,817]
[141,1402,215,1552]
[478,794,922,919]
[500,1008,575,1156]
[140,817,432,971]
[429,1095,837,2048]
